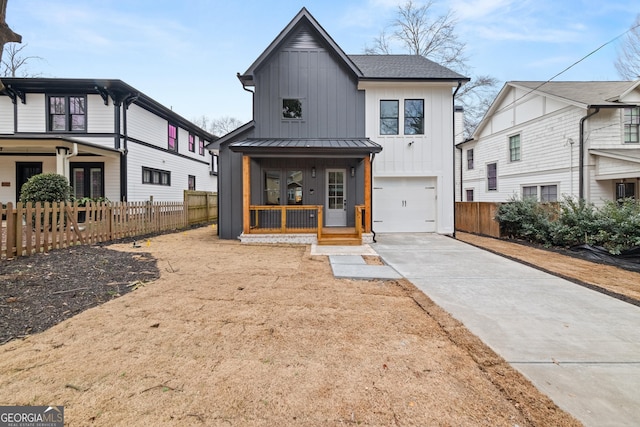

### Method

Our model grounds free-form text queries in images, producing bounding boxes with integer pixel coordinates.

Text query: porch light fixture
[350,167,355,177]
[312,167,316,178]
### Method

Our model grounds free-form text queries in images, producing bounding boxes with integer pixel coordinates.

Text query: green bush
[549,197,599,247]
[495,196,555,244]
[19,173,71,204]
[495,196,640,254]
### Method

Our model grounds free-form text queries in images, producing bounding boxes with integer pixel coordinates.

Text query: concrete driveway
[372,233,640,427]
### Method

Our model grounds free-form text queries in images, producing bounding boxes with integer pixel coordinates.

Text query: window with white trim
[624,107,639,143]
[467,149,474,170]
[509,134,521,162]
[487,163,497,191]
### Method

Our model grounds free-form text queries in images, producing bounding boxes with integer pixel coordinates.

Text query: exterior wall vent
[287,28,322,49]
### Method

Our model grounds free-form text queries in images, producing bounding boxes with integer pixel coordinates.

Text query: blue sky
[4,0,638,125]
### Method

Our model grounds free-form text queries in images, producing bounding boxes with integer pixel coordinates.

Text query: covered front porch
[230,138,381,245]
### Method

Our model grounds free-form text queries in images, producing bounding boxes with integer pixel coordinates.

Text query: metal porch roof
[229,138,382,157]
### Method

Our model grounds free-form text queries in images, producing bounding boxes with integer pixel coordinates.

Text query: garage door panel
[373,177,436,232]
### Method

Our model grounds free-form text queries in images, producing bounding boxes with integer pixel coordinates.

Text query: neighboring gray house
[211,8,467,243]
[0,78,217,204]
[458,81,640,205]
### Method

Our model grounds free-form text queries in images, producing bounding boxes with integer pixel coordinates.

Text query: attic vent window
[283,99,303,119]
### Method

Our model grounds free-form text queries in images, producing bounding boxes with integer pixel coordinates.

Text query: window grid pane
[380,100,399,135]
[487,163,497,191]
[467,149,474,169]
[509,134,521,161]
[168,124,177,151]
[540,185,557,202]
[404,99,424,135]
[624,107,639,143]
[189,134,195,152]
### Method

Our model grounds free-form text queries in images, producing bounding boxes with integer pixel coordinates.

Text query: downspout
[370,152,376,243]
[579,107,600,200]
[121,93,139,203]
[451,80,463,238]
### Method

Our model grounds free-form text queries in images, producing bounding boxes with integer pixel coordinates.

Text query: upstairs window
[624,107,639,143]
[487,162,497,191]
[404,99,424,134]
[282,99,302,119]
[168,124,178,152]
[509,134,521,161]
[49,96,86,132]
[467,149,474,170]
[380,100,399,135]
[188,134,195,152]
[199,137,205,156]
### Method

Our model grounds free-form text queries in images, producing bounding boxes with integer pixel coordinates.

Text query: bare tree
[0,0,22,89]
[615,14,640,80]
[1,43,43,77]
[365,0,498,137]
[193,115,244,137]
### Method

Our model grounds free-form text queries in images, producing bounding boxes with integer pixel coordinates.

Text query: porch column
[242,155,250,234]
[55,146,69,179]
[364,155,372,233]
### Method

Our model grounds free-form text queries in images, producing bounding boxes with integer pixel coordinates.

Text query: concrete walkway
[372,233,640,427]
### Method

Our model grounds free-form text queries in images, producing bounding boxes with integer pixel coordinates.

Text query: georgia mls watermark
[0,406,64,427]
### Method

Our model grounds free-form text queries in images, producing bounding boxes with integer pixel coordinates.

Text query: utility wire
[481,21,640,122]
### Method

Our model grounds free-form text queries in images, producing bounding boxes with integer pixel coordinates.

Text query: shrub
[19,173,71,204]
[495,196,555,244]
[549,197,599,247]
[496,196,640,255]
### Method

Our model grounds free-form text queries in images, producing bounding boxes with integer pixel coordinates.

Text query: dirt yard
[0,226,583,426]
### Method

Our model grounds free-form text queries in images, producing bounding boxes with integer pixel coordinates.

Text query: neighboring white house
[458,81,640,205]
[0,78,217,204]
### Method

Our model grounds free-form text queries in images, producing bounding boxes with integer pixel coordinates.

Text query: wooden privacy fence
[184,190,218,225]
[455,202,502,238]
[0,199,210,259]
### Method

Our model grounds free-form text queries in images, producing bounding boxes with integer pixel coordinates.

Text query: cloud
[451,0,514,20]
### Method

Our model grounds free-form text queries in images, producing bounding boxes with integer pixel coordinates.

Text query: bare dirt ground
[0,226,583,426]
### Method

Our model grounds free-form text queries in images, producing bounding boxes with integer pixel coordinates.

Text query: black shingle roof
[349,54,468,80]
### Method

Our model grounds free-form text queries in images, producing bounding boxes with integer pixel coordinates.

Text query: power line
[481,21,640,122]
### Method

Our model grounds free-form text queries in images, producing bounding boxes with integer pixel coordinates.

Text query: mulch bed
[0,245,159,344]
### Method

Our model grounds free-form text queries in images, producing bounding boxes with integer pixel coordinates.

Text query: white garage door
[373,177,437,232]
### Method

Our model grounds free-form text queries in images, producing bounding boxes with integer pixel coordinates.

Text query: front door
[16,162,43,202]
[326,169,347,226]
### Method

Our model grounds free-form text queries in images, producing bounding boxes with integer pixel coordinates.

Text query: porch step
[318,227,362,246]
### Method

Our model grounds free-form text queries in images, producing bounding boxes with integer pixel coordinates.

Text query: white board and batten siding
[360,82,455,233]
[0,96,13,134]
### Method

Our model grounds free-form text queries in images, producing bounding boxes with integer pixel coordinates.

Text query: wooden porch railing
[247,204,369,240]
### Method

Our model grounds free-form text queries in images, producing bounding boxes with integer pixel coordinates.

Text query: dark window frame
[282,98,303,120]
[616,182,636,200]
[188,175,196,191]
[211,153,219,175]
[380,100,399,135]
[467,148,474,170]
[199,137,205,156]
[142,167,171,186]
[47,95,87,132]
[404,99,424,135]
[188,134,195,152]
[465,189,474,201]
[70,162,105,199]
[168,123,178,152]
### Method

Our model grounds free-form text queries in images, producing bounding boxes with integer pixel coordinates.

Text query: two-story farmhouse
[459,81,640,204]
[0,78,217,204]
[211,8,468,243]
